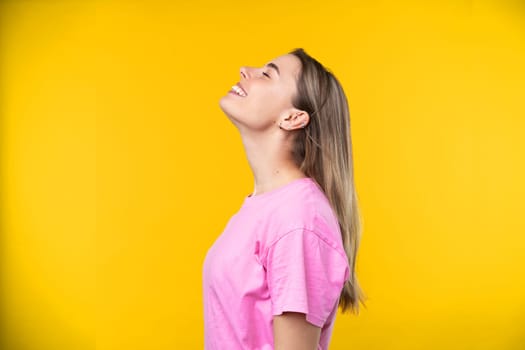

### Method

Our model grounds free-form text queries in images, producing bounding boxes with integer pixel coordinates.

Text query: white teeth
[231,85,247,97]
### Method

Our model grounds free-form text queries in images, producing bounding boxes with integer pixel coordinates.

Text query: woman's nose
[240,66,248,79]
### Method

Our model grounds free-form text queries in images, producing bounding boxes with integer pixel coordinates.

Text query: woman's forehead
[268,54,301,78]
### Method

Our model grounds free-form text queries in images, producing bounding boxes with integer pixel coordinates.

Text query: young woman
[203,48,366,349]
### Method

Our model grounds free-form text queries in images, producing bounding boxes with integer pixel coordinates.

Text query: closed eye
[262,72,271,78]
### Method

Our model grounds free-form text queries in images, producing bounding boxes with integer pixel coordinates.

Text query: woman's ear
[279,109,310,130]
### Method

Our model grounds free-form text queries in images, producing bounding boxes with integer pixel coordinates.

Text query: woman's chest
[203,213,268,296]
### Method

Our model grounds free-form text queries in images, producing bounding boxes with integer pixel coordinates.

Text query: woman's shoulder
[268,178,343,247]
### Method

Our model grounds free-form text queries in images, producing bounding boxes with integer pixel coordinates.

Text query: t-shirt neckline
[243,177,314,205]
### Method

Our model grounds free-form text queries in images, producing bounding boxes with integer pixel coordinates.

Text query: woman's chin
[219,99,238,122]
[219,96,239,114]
[219,96,230,113]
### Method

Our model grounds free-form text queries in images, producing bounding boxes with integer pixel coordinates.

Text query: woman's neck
[240,130,306,196]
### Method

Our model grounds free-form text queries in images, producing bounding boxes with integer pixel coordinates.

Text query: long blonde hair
[289,48,367,314]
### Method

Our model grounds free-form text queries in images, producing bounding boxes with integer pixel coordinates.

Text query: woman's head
[219,53,310,135]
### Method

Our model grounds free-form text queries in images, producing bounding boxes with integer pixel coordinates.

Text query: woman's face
[219,53,303,132]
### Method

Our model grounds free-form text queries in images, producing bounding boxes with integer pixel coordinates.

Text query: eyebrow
[265,62,280,76]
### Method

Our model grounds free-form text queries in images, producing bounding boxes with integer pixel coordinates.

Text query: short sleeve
[264,228,350,328]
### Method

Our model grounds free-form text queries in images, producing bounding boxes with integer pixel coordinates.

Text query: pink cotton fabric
[202,177,350,350]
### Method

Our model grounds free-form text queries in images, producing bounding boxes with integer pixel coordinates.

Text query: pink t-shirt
[202,177,350,349]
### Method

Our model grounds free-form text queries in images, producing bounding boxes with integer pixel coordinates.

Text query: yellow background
[1,0,524,349]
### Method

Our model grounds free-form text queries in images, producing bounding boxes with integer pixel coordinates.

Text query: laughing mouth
[230,84,247,97]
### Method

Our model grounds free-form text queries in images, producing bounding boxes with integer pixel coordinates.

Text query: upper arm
[264,229,349,327]
[273,311,321,350]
